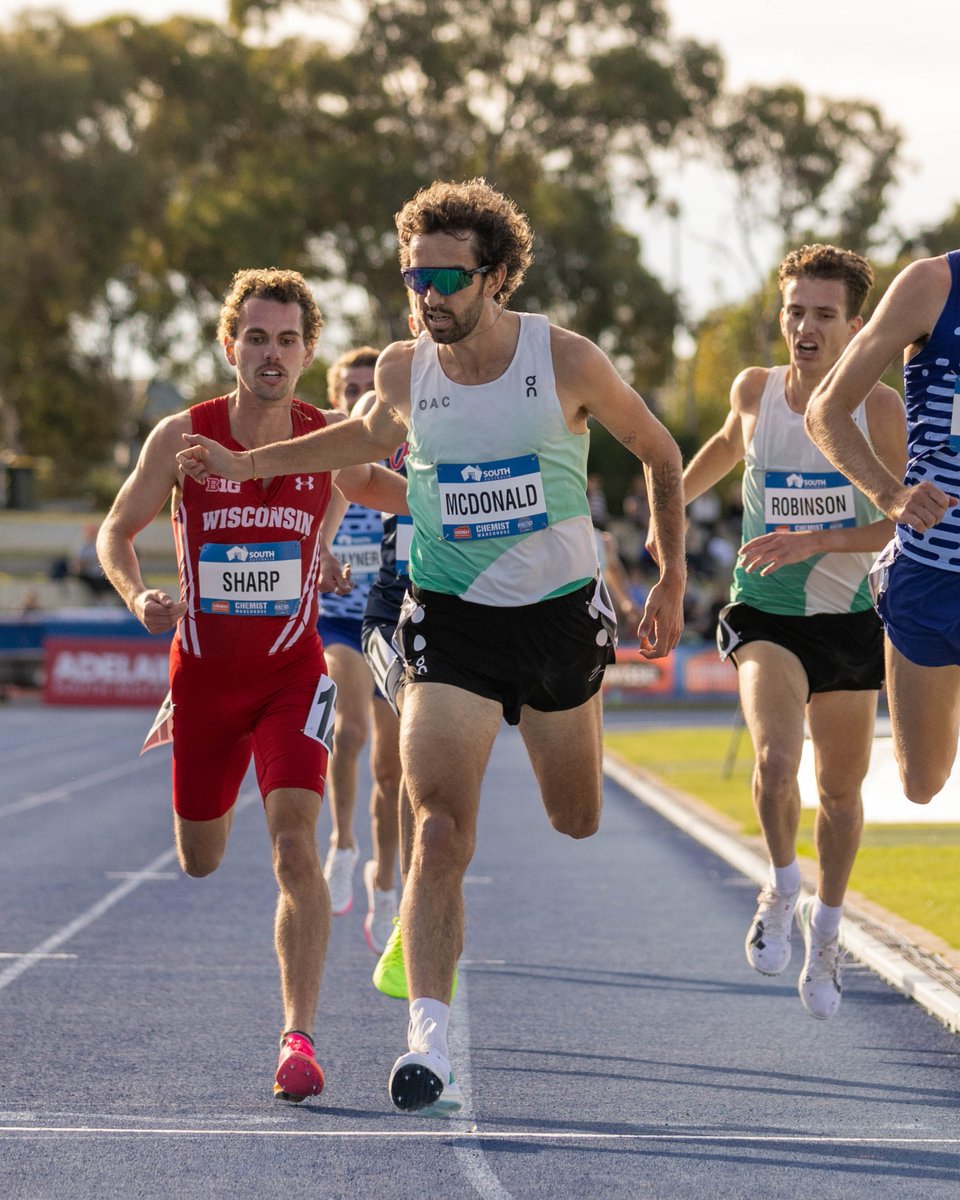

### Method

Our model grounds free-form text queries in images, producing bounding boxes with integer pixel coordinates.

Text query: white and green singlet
[732,365,884,616]
[404,313,598,606]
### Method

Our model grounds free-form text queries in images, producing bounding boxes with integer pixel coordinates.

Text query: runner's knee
[899,763,949,807]
[371,758,402,801]
[178,846,223,878]
[416,809,474,873]
[753,744,800,798]
[272,829,321,889]
[333,711,367,761]
[548,805,600,840]
[816,787,864,823]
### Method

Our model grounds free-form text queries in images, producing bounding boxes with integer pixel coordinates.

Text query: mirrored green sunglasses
[401,265,493,296]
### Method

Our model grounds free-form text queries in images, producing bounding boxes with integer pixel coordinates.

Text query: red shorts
[169,636,329,821]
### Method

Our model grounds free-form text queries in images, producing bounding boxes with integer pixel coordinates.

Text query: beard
[420,290,486,345]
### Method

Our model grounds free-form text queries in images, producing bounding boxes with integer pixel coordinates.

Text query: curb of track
[603,753,960,1035]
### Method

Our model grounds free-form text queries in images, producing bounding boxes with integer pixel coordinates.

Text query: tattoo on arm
[651,461,682,508]
[649,461,685,559]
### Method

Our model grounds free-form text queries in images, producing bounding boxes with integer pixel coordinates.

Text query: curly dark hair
[777,244,874,318]
[216,268,324,349]
[394,178,534,306]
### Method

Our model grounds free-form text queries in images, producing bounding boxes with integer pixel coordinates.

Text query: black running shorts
[717,602,884,698]
[394,579,617,725]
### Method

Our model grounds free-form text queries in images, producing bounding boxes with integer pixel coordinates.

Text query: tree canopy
[0,1,931,498]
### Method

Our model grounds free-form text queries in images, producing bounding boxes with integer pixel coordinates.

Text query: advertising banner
[44,637,169,706]
[601,644,675,700]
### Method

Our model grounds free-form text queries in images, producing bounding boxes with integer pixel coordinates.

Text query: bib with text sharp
[438,454,548,541]
[199,541,301,615]
[763,470,856,532]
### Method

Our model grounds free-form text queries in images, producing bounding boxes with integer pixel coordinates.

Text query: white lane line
[0,953,77,961]
[0,759,159,819]
[447,969,516,1200]
[0,1126,958,1144]
[0,844,178,993]
[105,872,178,881]
[0,788,257,993]
[3,727,103,765]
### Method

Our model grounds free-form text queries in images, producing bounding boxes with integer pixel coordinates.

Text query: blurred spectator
[626,566,651,612]
[71,524,108,595]
[595,527,643,637]
[50,523,115,602]
[621,472,650,529]
[615,472,656,570]
[586,473,609,530]
[721,478,744,541]
[19,590,41,618]
[688,486,721,526]
[704,523,738,580]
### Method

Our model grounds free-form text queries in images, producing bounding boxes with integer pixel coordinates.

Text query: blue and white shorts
[877,549,960,668]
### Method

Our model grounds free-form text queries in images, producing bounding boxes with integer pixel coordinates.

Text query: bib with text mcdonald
[438,454,548,541]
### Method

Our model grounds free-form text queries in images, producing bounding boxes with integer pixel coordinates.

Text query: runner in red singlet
[97,269,407,1104]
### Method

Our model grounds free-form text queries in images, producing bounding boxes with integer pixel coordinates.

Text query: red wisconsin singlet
[173,395,332,658]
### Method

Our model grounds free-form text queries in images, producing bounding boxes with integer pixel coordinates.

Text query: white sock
[408,997,450,1059]
[811,898,842,941]
[770,860,801,897]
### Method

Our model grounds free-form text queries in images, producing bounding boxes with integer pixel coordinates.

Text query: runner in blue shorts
[809,248,960,808]
[317,347,402,953]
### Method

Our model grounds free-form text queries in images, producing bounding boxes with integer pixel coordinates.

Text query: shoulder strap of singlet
[189,396,232,442]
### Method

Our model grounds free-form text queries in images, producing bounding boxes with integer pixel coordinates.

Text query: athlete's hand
[635,574,684,659]
[738,530,819,575]
[132,589,187,634]
[888,480,956,532]
[317,547,354,595]
[177,434,252,484]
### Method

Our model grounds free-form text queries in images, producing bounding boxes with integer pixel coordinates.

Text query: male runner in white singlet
[682,245,905,1020]
[177,181,687,1115]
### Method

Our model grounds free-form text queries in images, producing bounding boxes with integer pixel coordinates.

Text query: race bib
[438,454,548,541]
[330,533,381,582]
[303,674,337,752]
[395,514,413,576]
[199,541,301,616]
[763,470,856,532]
[140,690,174,755]
[868,539,897,605]
[949,376,960,452]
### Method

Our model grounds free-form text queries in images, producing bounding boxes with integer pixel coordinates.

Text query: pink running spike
[274,1031,325,1102]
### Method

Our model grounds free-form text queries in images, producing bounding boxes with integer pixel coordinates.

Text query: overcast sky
[4,0,958,318]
